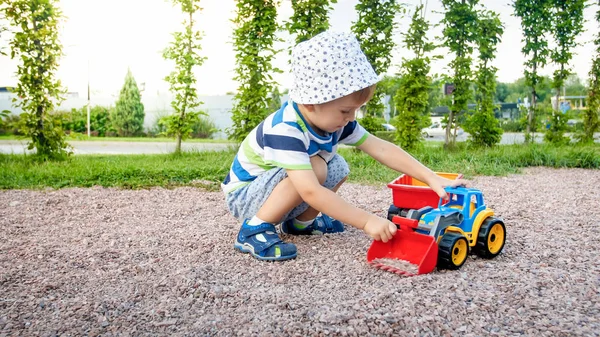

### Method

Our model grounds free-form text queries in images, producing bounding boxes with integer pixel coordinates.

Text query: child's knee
[310,155,328,185]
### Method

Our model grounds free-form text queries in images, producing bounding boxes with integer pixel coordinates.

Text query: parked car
[382,123,396,131]
[422,122,463,138]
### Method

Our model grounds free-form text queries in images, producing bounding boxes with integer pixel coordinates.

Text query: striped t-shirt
[221,100,369,194]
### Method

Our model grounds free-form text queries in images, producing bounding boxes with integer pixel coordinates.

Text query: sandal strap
[240,223,277,237]
[315,215,335,232]
[240,223,284,255]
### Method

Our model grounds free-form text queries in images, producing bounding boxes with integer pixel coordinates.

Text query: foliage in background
[162,0,207,153]
[428,75,452,115]
[2,0,70,159]
[544,107,571,145]
[0,11,6,56]
[53,106,111,137]
[351,0,403,118]
[513,0,552,142]
[190,114,217,139]
[377,75,403,118]
[358,115,384,133]
[111,69,145,136]
[286,0,336,44]
[268,87,282,112]
[229,0,280,142]
[546,0,585,145]
[465,8,503,147]
[440,0,479,146]
[583,1,600,143]
[0,110,9,129]
[392,4,433,151]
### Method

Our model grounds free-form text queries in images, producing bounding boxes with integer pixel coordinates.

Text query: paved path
[0,140,234,155]
[1,132,597,154]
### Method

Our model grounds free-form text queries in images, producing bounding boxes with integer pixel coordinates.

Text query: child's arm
[286,169,397,242]
[357,135,468,199]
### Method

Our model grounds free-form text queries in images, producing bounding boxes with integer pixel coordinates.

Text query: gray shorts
[226,153,350,223]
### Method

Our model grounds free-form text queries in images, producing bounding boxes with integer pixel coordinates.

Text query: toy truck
[367,174,506,276]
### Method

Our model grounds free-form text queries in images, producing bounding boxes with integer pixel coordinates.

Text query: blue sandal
[234,220,297,261]
[281,214,345,235]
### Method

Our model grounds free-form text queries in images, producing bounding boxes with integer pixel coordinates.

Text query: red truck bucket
[388,172,463,210]
[367,216,438,276]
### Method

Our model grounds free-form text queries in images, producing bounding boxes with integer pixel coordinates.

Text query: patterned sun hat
[289,30,380,105]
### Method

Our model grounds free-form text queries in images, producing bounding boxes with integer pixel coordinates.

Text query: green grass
[0,135,234,143]
[343,143,600,185]
[0,143,598,190]
[0,151,232,190]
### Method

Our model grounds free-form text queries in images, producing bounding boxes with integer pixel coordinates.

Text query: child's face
[302,94,365,134]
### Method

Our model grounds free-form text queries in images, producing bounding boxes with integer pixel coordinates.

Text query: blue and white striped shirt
[221,100,369,194]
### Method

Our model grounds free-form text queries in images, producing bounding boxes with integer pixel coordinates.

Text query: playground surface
[1,167,599,336]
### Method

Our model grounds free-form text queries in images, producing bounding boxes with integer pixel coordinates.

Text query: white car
[382,123,396,131]
[422,122,463,138]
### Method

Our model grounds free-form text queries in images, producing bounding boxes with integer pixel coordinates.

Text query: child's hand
[428,175,469,200]
[363,215,397,242]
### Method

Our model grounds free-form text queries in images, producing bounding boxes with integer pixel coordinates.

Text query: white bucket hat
[289,30,380,105]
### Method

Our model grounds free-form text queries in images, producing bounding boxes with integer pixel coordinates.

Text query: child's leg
[280,154,350,234]
[256,155,329,223]
[294,160,348,221]
[229,155,331,261]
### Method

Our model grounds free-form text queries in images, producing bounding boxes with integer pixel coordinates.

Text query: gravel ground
[1,167,599,336]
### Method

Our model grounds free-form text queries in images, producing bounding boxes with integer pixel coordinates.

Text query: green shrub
[0,113,24,136]
[500,119,523,132]
[374,131,396,143]
[191,115,218,139]
[544,111,571,145]
[359,115,385,133]
[51,106,112,137]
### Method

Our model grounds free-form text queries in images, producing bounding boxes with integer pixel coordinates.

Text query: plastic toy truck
[367,177,506,276]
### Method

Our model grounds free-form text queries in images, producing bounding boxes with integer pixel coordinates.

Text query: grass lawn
[1,142,598,190]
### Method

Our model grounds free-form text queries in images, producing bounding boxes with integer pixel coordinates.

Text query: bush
[374,131,396,143]
[148,110,171,137]
[358,115,385,133]
[51,106,112,136]
[544,111,570,145]
[500,119,523,132]
[0,113,24,136]
[191,115,218,139]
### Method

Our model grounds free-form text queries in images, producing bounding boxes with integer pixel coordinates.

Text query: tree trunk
[176,133,182,153]
[528,88,536,137]
[445,108,454,146]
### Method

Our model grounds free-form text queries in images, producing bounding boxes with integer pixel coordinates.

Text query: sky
[0,0,598,98]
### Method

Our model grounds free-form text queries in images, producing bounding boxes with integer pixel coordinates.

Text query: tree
[441,0,480,146]
[268,87,282,112]
[545,0,585,145]
[392,4,434,150]
[111,69,145,136]
[162,0,207,153]
[351,0,403,118]
[377,75,403,118]
[0,12,7,56]
[583,0,600,143]
[513,0,552,142]
[494,82,510,103]
[229,0,280,142]
[2,0,69,158]
[465,8,503,147]
[286,0,337,44]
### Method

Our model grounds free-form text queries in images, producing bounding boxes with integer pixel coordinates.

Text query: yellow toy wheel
[475,217,506,258]
[437,232,469,270]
